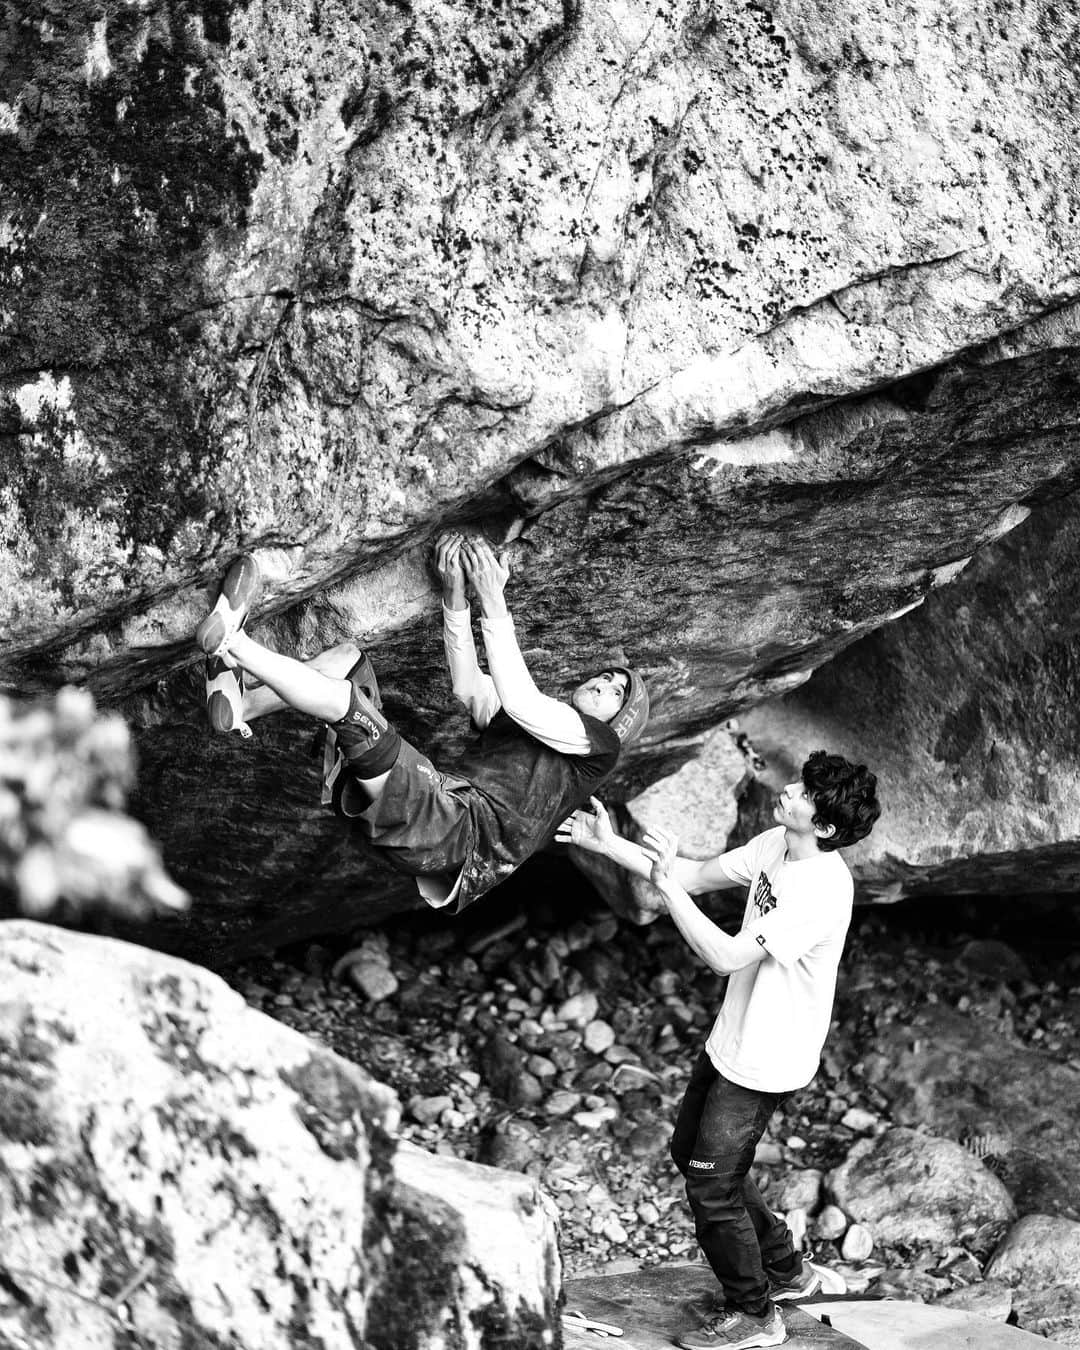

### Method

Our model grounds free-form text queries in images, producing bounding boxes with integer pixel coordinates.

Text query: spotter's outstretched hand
[642,826,679,887]
[555,796,613,854]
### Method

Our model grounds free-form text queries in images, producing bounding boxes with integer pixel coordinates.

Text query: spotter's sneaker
[676,1304,786,1350]
[767,1258,821,1302]
[205,656,252,738]
[196,554,261,656]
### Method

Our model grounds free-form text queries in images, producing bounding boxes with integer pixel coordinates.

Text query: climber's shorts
[335,736,473,886]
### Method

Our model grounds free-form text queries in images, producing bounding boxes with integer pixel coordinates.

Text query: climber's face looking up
[571,669,629,723]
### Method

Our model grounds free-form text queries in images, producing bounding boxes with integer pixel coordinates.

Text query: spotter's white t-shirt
[704,826,853,1093]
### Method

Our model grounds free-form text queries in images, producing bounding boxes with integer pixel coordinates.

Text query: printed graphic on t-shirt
[752,870,776,916]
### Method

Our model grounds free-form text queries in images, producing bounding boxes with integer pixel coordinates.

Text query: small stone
[602,1217,629,1244]
[526,1054,558,1079]
[627,1121,670,1158]
[637,1201,661,1224]
[785,1135,807,1150]
[840,1108,878,1134]
[754,1141,783,1165]
[842,1223,874,1262]
[344,961,399,1002]
[583,1020,616,1053]
[408,1093,455,1125]
[478,1118,540,1171]
[544,1090,583,1117]
[604,1045,639,1064]
[557,992,599,1026]
[574,1108,617,1131]
[774,1168,823,1213]
[816,1205,848,1240]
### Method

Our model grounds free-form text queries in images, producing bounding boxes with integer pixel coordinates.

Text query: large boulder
[827,1126,1016,1252]
[5,0,1080,946]
[868,1004,1080,1220]
[0,920,560,1349]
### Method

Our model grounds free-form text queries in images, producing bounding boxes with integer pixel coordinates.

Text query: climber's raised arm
[437,532,501,730]
[460,538,596,755]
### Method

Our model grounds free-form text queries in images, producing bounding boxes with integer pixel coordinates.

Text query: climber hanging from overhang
[195,534,649,913]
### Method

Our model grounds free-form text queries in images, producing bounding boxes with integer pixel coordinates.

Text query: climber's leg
[224,630,352,722]
[241,643,363,723]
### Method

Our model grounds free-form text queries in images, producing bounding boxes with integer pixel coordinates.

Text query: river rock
[1010,1284,1080,1347]
[815,1204,849,1240]
[584,1019,616,1054]
[774,1168,824,1214]
[479,1032,544,1109]
[935,1279,1014,1322]
[840,1223,874,1262]
[476,1117,542,1174]
[827,1127,1016,1251]
[558,992,600,1027]
[0,920,560,1349]
[986,1215,1080,1289]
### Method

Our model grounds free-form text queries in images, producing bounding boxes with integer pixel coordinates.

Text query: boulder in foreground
[0,921,560,1349]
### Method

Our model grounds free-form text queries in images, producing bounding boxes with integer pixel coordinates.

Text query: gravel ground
[224,869,1080,1283]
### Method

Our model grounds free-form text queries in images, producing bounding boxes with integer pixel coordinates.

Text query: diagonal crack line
[736,246,978,340]
[578,14,667,236]
[247,296,296,445]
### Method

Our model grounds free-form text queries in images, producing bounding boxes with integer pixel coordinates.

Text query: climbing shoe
[205,656,252,738]
[676,1305,786,1350]
[196,554,261,656]
[767,1259,821,1303]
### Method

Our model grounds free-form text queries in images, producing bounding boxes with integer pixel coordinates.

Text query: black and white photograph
[1,0,1078,1346]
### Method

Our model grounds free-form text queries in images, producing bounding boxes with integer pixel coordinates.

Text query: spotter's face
[774,779,831,841]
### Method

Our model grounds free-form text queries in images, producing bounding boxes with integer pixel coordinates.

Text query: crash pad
[809,1300,1068,1350]
[562,1263,868,1348]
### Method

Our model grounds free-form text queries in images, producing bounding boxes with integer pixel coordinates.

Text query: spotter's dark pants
[670,1050,799,1316]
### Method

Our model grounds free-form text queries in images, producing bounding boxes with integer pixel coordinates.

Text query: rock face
[736,487,1080,900]
[5,1,1080,942]
[0,921,560,1349]
[630,487,1080,903]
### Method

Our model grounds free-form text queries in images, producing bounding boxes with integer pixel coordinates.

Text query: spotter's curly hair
[802,750,881,851]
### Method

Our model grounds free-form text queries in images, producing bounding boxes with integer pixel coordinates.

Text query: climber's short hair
[802,750,880,851]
